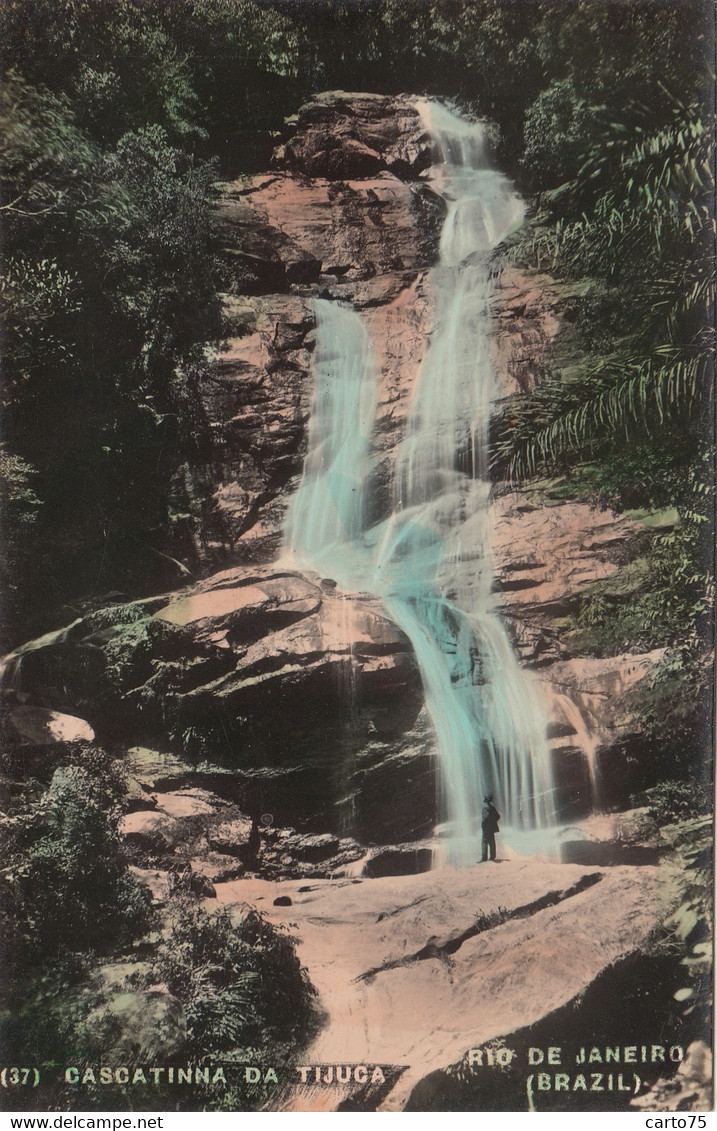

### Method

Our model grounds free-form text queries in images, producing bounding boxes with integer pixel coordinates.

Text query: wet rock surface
[83,986,186,1064]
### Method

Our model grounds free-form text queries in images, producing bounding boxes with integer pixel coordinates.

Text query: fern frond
[494,348,712,482]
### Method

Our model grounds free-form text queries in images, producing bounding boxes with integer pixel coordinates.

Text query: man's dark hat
[484,794,493,802]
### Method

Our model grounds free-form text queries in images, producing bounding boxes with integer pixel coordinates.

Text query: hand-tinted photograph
[1,0,714,1113]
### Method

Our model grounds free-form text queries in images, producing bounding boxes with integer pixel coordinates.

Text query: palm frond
[494,348,712,482]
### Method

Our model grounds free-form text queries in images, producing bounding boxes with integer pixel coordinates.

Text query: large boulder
[277,92,434,181]
[5,566,431,841]
[207,816,255,858]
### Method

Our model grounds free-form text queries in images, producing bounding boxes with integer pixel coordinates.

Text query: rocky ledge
[4,564,435,841]
[214,854,695,1111]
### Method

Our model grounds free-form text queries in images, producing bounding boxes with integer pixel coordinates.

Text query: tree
[1,73,220,638]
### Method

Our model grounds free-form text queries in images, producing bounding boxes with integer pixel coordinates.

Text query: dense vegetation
[0,741,316,1111]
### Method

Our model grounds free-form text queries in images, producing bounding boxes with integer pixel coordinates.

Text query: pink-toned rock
[191,293,314,562]
[153,790,220,820]
[489,267,562,398]
[249,172,438,306]
[208,816,254,858]
[120,810,180,851]
[184,95,442,566]
[84,987,186,1062]
[364,273,434,491]
[7,706,95,746]
[187,584,419,711]
[216,859,664,1111]
[190,853,247,883]
[543,650,666,814]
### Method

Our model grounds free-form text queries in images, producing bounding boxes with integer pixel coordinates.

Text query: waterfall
[284,300,378,565]
[284,100,556,864]
[0,618,84,693]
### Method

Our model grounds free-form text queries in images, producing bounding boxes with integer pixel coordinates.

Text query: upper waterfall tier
[418,100,525,265]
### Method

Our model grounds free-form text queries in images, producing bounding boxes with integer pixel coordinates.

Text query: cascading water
[284,100,556,864]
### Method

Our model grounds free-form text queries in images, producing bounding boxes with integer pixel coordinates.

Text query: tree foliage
[152,897,317,1065]
[0,748,154,965]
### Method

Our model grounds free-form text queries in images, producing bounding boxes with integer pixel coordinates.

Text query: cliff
[1,90,702,1114]
[4,92,667,832]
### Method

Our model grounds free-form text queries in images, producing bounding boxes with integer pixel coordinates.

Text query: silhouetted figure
[481,795,500,862]
[247,816,261,864]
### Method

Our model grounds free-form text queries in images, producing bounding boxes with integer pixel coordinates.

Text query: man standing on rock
[480,795,500,862]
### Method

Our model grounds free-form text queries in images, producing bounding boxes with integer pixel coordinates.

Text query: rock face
[176,92,440,569]
[167,89,663,823]
[2,91,668,841]
[0,93,703,1122]
[84,986,186,1063]
[4,565,432,841]
[487,493,665,814]
[215,858,672,1111]
[489,267,562,398]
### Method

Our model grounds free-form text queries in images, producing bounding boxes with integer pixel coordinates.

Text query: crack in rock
[355,872,603,983]
[376,894,431,922]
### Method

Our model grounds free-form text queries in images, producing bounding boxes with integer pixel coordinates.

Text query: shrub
[643,781,712,827]
[2,750,154,964]
[152,897,317,1063]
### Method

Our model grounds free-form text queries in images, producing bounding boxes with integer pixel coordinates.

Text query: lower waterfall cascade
[283,100,557,864]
